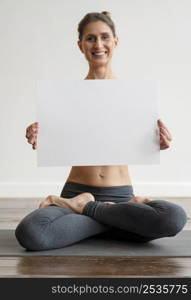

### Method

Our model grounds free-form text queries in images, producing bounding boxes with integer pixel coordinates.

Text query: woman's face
[78,21,118,67]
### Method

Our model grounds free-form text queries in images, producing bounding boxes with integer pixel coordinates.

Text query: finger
[158,121,172,141]
[27,133,37,141]
[158,119,165,126]
[26,129,31,139]
[160,131,170,144]
[160,132,170,149]
[27,137,33,145]
[30,127,38,134]
[27,136,37,145]
[160,127,172,141]
[157,119,163,127]
[33,141,37,150]
[32,122,38,129]
[158,120,172,140]
[158,120,168,130]
[27,123,38,133]
[26,125,31,132]
[160,144,169,150]
[161,126,172,141]
[26,128,38,139]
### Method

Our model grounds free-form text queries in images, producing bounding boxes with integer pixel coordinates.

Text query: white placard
[37,79,160,166]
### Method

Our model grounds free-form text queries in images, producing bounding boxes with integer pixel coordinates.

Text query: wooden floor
[0,197,190,278]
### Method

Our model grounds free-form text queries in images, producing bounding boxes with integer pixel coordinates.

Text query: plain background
[0,0,191,197]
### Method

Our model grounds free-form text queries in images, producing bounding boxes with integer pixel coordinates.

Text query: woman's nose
[95,37,103,48]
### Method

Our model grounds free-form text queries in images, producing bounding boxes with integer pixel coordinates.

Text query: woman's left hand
[158,119,172,150]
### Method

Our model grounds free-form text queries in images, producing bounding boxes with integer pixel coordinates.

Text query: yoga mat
[0,230,190,257]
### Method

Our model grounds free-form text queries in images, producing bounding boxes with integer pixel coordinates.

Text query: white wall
[0,0,191,197]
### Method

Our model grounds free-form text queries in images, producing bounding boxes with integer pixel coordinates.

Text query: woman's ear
[114,36,119,48]
[77,40,84,53]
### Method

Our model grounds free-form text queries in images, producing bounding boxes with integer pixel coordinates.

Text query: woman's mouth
[92,51,107,57]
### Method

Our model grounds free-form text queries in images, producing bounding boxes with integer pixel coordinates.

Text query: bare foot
[128,197,151,203]
[39,193,95,214]
[39,195,72,209]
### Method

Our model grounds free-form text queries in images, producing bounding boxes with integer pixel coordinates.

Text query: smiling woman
[77,11,119,79]
[15,11,187,251]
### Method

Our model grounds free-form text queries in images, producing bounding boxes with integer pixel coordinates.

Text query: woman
[15,12,187,251]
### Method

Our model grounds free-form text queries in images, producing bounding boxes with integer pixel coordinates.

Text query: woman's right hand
[25,122,39,150]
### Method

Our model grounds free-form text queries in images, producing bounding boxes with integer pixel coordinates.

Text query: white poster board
[37,79,160,166]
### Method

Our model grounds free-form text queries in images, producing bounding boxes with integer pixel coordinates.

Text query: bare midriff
[66,165,132,187]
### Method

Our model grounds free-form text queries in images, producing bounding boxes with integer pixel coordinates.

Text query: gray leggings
[15,181,187,251]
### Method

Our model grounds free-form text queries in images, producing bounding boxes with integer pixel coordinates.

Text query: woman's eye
[102,36,109,40]
[87,36,94,41]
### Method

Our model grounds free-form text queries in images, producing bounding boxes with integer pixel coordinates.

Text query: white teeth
[93,52,105,56]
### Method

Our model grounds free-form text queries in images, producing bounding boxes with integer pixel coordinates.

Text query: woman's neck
[85,65,117,80]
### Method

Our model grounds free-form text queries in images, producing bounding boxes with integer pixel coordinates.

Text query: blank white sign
[36,79,160,166]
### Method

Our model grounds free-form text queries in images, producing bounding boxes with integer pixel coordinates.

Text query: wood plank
[0,257,190,278]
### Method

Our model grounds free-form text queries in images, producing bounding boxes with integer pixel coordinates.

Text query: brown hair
[78,11,116,40]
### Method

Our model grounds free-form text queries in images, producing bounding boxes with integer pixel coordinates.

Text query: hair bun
[101,11,111,18]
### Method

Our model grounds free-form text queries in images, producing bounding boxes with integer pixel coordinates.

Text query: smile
[92,51,107,56]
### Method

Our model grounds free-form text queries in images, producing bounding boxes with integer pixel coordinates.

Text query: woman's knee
[166,203,187,236]
[151,200,187,237]
[15,208,54,251]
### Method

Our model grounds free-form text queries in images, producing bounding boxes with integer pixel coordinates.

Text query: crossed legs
[15,193,187,251]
